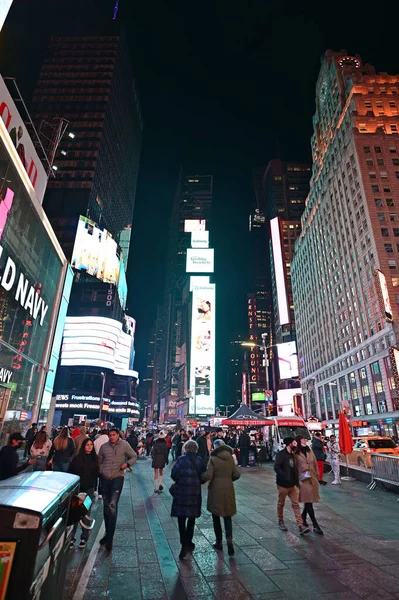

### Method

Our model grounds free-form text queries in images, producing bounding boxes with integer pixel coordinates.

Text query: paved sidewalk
[65,458,399,600]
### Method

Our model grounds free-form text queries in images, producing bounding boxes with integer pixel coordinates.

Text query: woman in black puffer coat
[151,431,169,494]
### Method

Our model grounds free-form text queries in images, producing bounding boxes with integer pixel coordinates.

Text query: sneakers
[278,520,288,531]
[78,539,87,549]
[213,540,223,550]
[159,485,164,492]
[313,526,324,535]
[319,480,327,486]
[69,538,76,549]
[154,489,159,494]
[226,537,235,556]
[331,480,341,485]
[299,525,310,535]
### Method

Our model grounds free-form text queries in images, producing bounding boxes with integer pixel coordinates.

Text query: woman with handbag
[203,439,241,555]
[294,435,323,535]
[170,440,206,560]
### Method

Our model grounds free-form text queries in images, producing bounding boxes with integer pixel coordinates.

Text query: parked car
[349,436,399,468]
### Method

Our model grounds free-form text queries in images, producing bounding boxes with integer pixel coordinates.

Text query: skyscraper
[158,173,213,422]
[292,49,399,437]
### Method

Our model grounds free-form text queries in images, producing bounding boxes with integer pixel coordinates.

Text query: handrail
[368,453,399,496]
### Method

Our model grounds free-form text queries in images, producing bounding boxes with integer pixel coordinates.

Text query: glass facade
[359,367,373,415]
[0,131,64,433]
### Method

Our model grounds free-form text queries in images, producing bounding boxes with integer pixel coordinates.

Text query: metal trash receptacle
[0,471,80,600]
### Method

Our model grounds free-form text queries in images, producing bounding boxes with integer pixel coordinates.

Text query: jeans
[277,485,303,526]
[102,477,124,543]
[72,488,95,541]
[240,448,249,467]
[212,514,232,541]
[172,446,177,461]
[53,461,70,472]
[177,517,195,546]
[32,456,48,471]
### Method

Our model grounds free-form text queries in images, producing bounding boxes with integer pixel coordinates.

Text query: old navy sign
[0,75,48,202]
[0,241,49,326]
[0,368,12,383]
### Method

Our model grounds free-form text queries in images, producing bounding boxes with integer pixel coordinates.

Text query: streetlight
[219,404,234,417]
[99,372,106,422]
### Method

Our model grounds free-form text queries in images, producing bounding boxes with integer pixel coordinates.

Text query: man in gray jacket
[98,428,137,550]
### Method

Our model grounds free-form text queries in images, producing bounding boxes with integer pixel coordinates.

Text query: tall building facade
[30,33,143,427]
[292,49,399,436]
[158,174,213,423]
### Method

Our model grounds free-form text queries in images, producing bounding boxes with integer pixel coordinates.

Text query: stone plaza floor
[65,458,399,600]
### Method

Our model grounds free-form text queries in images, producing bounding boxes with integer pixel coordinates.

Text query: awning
[222,403,270,427]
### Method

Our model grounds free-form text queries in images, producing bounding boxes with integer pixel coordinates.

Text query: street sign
[266,390,273,398]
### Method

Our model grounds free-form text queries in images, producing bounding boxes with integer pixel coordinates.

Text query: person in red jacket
[166,432,172,460]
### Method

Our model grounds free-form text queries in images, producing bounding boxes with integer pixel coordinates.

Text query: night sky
[2,0,399,401]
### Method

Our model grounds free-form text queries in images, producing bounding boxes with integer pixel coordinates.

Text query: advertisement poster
[184,219,206,232]
[71,216,121,285]
[0,541,16,600]
[277,341,299,380]
[190,284,215,415]
[186,248,214,273]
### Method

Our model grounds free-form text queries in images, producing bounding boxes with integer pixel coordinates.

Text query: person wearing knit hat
[274,436,309,536]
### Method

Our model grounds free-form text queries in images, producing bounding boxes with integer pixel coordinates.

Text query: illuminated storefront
[0,118,67,434]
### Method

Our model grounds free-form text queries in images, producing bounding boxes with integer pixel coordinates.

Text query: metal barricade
[368,453,399,495]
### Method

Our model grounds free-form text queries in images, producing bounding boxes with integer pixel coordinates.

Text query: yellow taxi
[349,436,399,468]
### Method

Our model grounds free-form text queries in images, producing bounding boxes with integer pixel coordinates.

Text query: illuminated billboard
[0,76,48,202]
[277,388,302,416]
[60,316,137,376]
[277,341,299,380]
[184,219,206,232]
[252,392,266,402]
[374,269,393,322]
[0,0,13,31]
[191,231,209,248]
[190,276,210,291]
[118,257,128,309]
[190,284,215,415]
[270,217,290,325]
[71,216,121,285]
[186,248,214,273]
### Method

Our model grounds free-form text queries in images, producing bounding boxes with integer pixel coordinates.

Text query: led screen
[184,219,206,232]
[191,231,209,248]
[375,269,393,322]
[277,341,299,380]
[71,216,121,285]
[186,248,214,273]
[189,284,215,415]
[270,217,290,325]
[190,276,210,291]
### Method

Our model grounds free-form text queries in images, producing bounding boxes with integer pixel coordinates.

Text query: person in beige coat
[203,439,240,555]
[294,435,323,535]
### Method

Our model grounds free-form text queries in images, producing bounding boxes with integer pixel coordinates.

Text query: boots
[301,511,309,528]
[213,540,223,550]
[226,537,234,556]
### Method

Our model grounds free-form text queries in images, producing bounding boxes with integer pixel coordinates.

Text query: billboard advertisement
[60,316,136,375]
[118,257,128,309]
[0,76,48,202]
[190,275,210,291]
[190,284,215,415]
[277,388,302,416]
[0,1,13,30]
[270,217,290,325]
[186,248,214,273]
[277,341,299,380]
[71,216,121,285]
[184,219,206,232]
[191,230,209,248]
[374,269,393,322]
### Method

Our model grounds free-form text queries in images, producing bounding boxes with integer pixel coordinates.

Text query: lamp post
[99,372,106,423]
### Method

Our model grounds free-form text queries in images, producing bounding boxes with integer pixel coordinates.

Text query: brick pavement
[64,458,399,600]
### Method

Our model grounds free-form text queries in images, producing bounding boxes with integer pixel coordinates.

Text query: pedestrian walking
[0,433,34,480]
[311,431,327,485]
[171,431,180,461]
[30,430,52,471]
[151,431,169,493]
[274,436,309,535]
[98,428,137,551]
[294,436,323,535]
[170,440,206,560]
[145,430,154,456]
[48,427,75,472]
[24,423,37,458]
[203,439,240,555]
[176,433,188,459]
[196,429,210,461]
[238,429,250,467]
[126,429,138,452]
[69,438,98,549]
[327,435,341,484]
[74,426,88,456]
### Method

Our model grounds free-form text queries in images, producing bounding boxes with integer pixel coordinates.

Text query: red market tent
[221,404,269,427]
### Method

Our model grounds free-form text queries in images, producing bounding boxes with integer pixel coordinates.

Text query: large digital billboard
[60,316,136,375]
[277,341,299,380]
[191,231,209,248]
[118,257,128,309]
[190,275,210,291]
[0,1,13,30]
[186,248,214,273]
[71,216,121,285]
[184,219,206,232]
[189,284,215,415]
[374,269,393,322]
[270,217,290,326]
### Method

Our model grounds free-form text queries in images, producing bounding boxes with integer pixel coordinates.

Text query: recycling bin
[0,471,80,599]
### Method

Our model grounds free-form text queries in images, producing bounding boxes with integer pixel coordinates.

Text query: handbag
[299,470,311,481]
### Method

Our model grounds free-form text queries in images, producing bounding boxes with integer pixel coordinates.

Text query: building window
[393,159,399,166]
[381,228,389,236]
[393,228,399,236]
[385,243,394,252]
[389,146,397,153]
[369,172,377,179]
[375,198,383,207]
[388,260,397,269]
[387,198,395,207]
[383,186,391,192]
[378,213,386,221]
[375,146,382,153]
[390,214,398,221]
[381,171,388,178]
[377,159,385,166]
[372,185,379,192]
[391,124,398,131]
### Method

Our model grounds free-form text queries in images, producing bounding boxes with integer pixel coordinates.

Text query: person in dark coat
[24,423,37,458]
[69,438,98,549]
[238,430,251,467]
[176,433,188,458]
[196,430,209,461]
[203,440,240,555]
[311,432,327,485]
[151,431,169,493]
[127,430,138,452]
[171,440,206,560]
[0,433,34,480]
